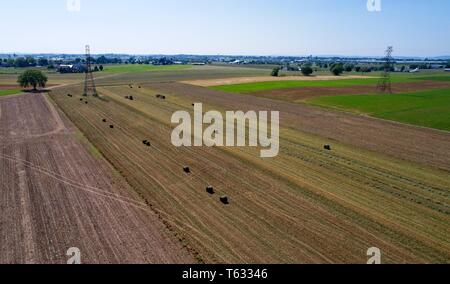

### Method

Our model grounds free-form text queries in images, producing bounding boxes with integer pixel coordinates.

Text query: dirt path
[0,93,194,263]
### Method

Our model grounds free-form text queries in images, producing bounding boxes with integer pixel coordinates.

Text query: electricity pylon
[376,46,394,93]
[83,45,98,97]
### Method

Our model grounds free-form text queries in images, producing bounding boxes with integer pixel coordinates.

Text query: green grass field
[210,77,405,93]
[306,88,450,131]
[0,67,58,75]
[102,64,192,73]
[416,75,450,82]
[210,73,450,93]
[211,78,372,93]
[0,89,21,96]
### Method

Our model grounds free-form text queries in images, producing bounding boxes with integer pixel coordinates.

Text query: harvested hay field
[147,82,450,172]
[49,84,450,264]
[0,93,193,264]
[93,65,270,86]
[0,73,83,87]
[183,75,371,87]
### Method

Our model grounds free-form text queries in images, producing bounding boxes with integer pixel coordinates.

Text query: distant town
[1,53,449,74]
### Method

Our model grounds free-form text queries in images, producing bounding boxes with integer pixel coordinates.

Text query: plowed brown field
[0,93,194,264]
[247,81,450,102]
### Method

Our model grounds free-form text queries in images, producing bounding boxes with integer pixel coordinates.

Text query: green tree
[271,67,281,77]
[96,55,108,64]
[301,65,313,76]
[99,65,104,71]
[14,57,28,67]
[38,58,49,66]
[344,63,354,72]
[26,56,36,66]
[361,66,372,73]
[17,70,48,91]
[330,63,344,76]
[87,56,96,64]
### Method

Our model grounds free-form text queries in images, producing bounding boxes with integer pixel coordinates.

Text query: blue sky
[1,0,449,56]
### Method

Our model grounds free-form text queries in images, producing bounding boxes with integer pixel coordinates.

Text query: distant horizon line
[1,52,449,60]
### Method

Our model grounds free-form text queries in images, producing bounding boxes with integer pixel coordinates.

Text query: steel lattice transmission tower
[83,45,98,97]
[376,46,394,93]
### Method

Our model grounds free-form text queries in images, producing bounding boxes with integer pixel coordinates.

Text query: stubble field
[47,66,450,263]
[1,65,449,264]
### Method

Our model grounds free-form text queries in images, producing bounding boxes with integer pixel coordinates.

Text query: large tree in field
[17,70,48,91]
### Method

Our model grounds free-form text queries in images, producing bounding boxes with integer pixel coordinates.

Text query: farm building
[58,64,86,73]
[430,64,445,69]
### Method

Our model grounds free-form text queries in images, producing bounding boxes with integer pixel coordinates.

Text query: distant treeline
[0,55,177,68]
[1,57,48,68]
[283,61,450,73]
[1,54,449,70]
